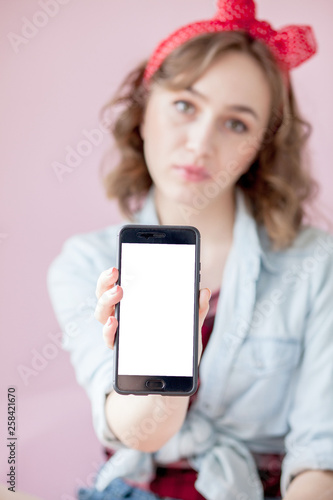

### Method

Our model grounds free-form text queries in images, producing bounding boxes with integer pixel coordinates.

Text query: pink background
[1,1,333,498]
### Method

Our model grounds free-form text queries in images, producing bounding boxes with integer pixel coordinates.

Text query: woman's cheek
[214,137,259,183]
[231,132,262,170]
[237,133,260,158]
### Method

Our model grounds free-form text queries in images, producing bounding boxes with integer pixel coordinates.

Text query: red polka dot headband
[143,0,317,83]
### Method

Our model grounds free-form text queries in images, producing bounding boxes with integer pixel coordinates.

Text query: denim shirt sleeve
[47,231,125,451]
[281,235,333,494]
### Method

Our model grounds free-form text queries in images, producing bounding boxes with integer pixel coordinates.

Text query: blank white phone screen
[118,243,196,376]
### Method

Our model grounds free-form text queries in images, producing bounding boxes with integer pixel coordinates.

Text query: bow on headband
[143,0,317,82]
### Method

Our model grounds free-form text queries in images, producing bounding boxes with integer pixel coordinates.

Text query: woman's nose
[185,118,215,158]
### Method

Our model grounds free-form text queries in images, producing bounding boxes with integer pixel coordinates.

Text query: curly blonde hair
[100,31,317,249]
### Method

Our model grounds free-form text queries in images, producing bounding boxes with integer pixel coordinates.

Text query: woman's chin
[166,179,211,208]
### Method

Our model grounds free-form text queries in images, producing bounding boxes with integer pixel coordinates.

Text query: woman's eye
[174,100,195,114]
[225,119,248,133]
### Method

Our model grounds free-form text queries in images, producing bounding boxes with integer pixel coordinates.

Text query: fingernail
[107,316,113,327]
[109,285,118,296]
[208,289,212,301]
[106,267,115,276]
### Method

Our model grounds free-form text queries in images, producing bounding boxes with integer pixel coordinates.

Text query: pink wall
[1,1,332,498]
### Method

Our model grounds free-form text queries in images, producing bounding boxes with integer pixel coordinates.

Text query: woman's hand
[94,267,123,349]
[94,266,211,451]
[94,266,211,359]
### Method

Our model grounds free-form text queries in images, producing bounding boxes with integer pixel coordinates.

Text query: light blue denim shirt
[47,187,333,500]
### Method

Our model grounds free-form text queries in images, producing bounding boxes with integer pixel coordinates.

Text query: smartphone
[113,224,200,396]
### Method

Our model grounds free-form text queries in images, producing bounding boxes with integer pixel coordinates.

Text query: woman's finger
[94,285,123,325]
[95,267,119,300]
[102,315,118,349]
[198,288,211,361]
[198,288,211,330]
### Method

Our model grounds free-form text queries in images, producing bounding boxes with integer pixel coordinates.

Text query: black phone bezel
[113,224,200,396]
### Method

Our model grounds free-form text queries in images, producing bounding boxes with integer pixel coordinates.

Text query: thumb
[198,288,211,330]
[197,288,211,362]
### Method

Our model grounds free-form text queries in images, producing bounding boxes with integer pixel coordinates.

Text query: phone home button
[145,379,166,390]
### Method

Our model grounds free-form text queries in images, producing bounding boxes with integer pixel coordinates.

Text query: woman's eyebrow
[185,86,208,101]
[225,105,259,121]
[186,86,259,121]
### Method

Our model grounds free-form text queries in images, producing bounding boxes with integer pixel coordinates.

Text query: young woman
[48,1,333,499]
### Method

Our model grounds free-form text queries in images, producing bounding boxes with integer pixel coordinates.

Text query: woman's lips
[173,165,211,182]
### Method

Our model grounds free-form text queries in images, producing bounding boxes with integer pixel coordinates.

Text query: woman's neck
[153,187,236,248]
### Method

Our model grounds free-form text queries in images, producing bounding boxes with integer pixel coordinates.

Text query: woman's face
[140,50,272,209]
